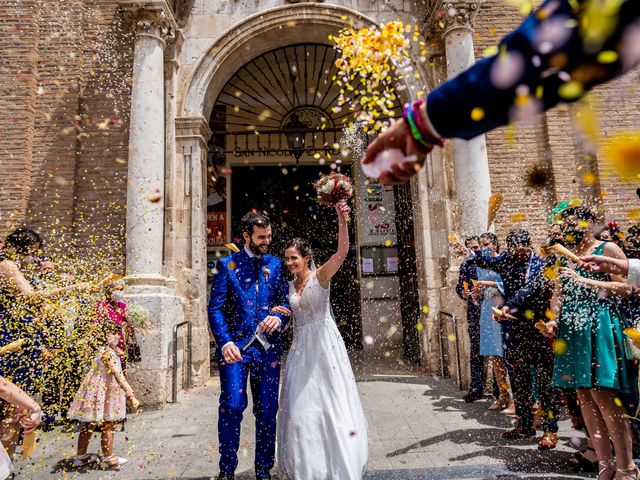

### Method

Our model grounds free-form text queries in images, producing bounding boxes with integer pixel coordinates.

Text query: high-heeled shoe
[488,395,511,411]
[615,466,640,479]
[599,460,615,480]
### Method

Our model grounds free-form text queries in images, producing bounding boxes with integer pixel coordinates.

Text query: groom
[208,212,290,480]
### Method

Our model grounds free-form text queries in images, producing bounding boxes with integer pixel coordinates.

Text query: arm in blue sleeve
[427,0,640,140]
[495,275,505,297]
[506,269,551,313]
[208,259,233,347]
[455,262,469,300]
[468,252,506,273]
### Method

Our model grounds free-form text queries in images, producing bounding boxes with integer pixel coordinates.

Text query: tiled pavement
[21,354,594,479]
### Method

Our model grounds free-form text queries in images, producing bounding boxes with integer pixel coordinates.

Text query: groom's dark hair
[242,211,271,235]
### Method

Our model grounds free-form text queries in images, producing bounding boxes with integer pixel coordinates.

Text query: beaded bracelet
[403,99,444,151]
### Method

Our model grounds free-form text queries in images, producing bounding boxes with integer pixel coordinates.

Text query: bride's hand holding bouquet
[335,199,350,222]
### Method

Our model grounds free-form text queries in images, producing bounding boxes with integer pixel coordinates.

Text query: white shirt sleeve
[628,259,640,287]
[221,341,235,352]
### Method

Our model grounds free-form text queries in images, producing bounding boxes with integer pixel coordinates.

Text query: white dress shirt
[629,258,640,287]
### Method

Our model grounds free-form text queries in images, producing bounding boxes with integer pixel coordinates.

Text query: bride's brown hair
[285,238,313,266]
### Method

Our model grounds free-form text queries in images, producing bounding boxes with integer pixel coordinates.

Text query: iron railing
[438,310,463,390]
[171,320,193,403]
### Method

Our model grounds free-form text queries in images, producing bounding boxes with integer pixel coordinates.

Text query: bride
[275,199,368,480]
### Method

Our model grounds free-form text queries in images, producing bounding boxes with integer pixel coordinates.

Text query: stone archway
[171,3,430,391]
[180,4,382,120]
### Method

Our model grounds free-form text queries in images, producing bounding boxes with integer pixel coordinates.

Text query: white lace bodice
[288,272,332,330]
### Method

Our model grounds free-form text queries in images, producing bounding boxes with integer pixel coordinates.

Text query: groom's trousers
[217,345,281,475]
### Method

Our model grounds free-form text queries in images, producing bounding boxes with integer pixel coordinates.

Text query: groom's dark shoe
[255,471,271,480]
[216,473,234,480]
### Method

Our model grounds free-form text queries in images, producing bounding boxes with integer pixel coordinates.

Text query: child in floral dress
[67,321,139,470]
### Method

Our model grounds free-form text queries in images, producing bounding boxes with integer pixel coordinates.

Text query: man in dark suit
[455,236,484,403]
[208,212,290,480]
[469,229,562,449]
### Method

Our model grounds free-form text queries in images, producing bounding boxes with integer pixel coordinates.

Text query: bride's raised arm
[316,199,350,289]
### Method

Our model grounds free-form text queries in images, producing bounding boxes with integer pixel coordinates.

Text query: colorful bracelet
[403,99,444,151]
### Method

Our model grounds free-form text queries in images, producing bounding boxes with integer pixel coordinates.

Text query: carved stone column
[175,116,212,386]
[119,0,183,406]
[443,1,492,236]
[121,1,177,284]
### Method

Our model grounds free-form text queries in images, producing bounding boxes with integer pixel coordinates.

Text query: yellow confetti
[552,339,568,355]
[511,212,526,222]
[582,172,597,185]
[422,305,430,314]
[600,131,640,181]
[627,210,640,221]
[558,81,584,100]
[597,50,618,64]
[331,21,421,132]
[470,107,485,121]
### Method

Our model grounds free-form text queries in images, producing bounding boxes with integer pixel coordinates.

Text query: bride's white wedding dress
[277,272,368,480]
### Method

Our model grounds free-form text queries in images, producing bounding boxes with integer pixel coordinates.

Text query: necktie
[253,257,260,284]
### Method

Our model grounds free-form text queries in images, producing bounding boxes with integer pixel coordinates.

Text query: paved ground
[20,354,594,480]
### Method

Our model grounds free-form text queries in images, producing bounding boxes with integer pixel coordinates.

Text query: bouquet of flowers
[313,172,354,220]
[127,303,151,331]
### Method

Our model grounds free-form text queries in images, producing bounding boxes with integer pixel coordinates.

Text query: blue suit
[208,249,290,475]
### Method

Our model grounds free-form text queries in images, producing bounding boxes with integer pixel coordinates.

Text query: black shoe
[256,473,271,480]
[216,474,234,480]
[502,425,536,439]
[463,390,484,403]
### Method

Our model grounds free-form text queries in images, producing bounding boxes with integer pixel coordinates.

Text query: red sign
[207,212,226,246]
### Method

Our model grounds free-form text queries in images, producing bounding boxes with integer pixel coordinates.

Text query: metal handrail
[171,320,193,403]
[438,310,463,390]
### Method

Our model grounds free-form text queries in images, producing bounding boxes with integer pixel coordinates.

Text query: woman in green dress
[544,206,635,480]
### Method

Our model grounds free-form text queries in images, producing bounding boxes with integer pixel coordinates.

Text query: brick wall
[0,0,131,261]
[473,1,640,246]
[0,0,40,230]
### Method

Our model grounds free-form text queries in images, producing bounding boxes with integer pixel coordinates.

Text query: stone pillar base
[124,288,185,406]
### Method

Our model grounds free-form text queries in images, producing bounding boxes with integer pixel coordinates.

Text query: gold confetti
[470,107,485,121]
[582,172,597,185]
[552,339,568,355]
[601,131,640,181]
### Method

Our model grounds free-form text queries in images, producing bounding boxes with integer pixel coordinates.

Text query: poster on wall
[207,211,226,247]
[358,173,397,245]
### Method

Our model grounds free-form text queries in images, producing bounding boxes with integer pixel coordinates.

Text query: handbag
[127,331,142,363]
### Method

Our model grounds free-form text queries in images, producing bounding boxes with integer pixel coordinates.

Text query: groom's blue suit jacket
[208,249,290,358]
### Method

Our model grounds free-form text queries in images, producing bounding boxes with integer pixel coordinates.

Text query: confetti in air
[331,21,426,133]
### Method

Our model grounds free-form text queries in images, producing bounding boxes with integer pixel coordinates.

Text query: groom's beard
[249,239,268,256]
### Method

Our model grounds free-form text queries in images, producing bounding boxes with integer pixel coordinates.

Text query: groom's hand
[271,306,292,317]
[222,343,243,364]
[258,315,281,334]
